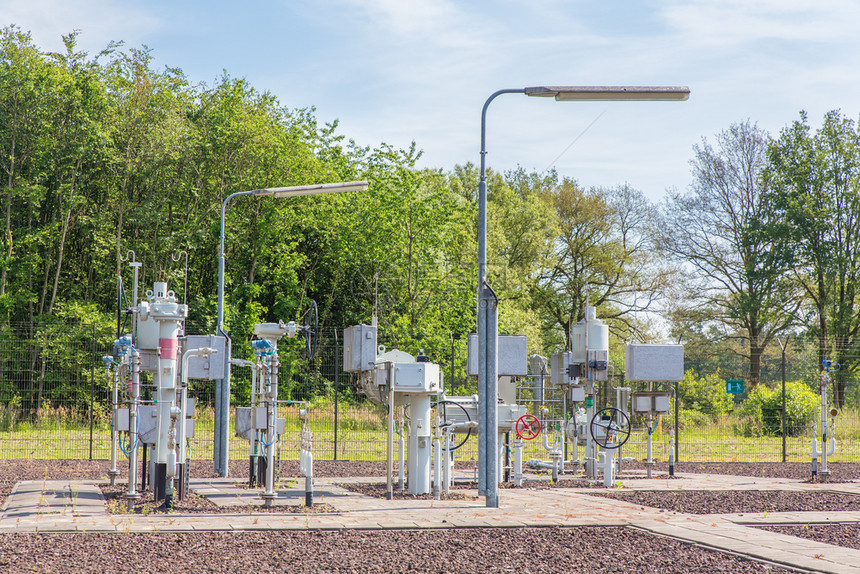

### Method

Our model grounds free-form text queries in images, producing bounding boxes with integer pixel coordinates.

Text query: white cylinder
[571,306,609,363]
[407,394,432,495]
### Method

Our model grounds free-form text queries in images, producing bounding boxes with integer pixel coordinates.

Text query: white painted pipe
[433,435,441,500]
[513,440,523,487]
[125,350,141,509]
[407,394,432,495]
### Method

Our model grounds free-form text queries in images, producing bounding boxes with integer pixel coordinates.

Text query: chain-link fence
[1,325,858,465]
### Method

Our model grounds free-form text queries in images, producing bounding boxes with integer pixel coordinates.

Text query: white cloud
[0,0,160,54]
[658,0,860,47]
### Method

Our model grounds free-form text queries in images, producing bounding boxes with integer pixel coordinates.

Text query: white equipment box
[625,344,684,382]
[466,334,528,376]
[343,324,377,373]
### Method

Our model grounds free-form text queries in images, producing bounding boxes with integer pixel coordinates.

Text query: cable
[542,108,609,173]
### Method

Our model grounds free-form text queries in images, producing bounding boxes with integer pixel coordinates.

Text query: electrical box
[587,349,609,381]
[466,334,528,376]
[568,384,586,402]
[235,407,255,440]
[392,362,440,393]
[632,392,672,415]
[343,324,377,373]
[137,405,158,445]
[184,335,227,380]
[235,407,285,439]
[625,344,684,382]
[498,403,527,432]
[550,352,572,385]
[116,408,130,432]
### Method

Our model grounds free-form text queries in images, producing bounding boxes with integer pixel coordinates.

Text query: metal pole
[478,89,522,508]
[674,380,680,463]
[214,190,253,476]
[334,329,340,461]
[780,338,787,463]
[89,324,95,460]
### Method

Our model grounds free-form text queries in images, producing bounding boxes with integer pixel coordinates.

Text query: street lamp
[477,86,688,507]
[213,180,368,476]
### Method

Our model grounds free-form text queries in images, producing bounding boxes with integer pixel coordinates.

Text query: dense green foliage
[676,370,733,419]
[735,381,819,437]
[4,26,860,426]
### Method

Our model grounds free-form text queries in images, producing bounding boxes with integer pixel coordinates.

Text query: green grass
[2,401,859,463]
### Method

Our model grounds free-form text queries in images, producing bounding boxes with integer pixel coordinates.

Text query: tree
[662,121,801,391]
[766,111,860,407]
[532,179,667,349]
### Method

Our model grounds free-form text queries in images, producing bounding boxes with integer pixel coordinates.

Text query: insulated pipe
[407,394,433,495]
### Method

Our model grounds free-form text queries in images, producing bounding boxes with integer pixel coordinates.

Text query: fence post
[780,338,787,463]
[89,324,96,460]
[674,380,680,463]
[334,330,339,461]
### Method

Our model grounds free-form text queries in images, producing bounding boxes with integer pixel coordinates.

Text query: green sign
[726,379,744,394]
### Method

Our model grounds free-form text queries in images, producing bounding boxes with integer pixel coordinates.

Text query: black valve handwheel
[589,407,631,449]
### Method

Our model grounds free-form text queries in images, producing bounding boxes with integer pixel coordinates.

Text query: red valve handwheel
[515,414,541,440]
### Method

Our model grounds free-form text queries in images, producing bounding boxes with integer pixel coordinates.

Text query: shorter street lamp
[212,180,369,476]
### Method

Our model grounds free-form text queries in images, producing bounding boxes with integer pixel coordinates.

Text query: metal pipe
[125,349,141,510]
[386,377,395,500]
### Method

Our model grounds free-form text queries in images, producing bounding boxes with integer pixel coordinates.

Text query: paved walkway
[2,473,860,573]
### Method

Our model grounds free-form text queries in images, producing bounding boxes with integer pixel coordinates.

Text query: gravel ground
[99,484,336,515]
[759,524,860,551]
[633,460,860,481]
[588,490,860,514]
[0,527,791,574]
[5,459,858,571]
[338,482,478,500]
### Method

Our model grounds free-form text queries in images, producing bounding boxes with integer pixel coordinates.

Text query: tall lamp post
[214,180,369,476]
[477,86,689,507]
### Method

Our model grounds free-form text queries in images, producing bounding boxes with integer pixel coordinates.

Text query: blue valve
[822,360,841,373]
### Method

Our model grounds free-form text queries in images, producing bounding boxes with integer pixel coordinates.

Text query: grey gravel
[759,523,860,551]
[0,528,791,573]
[588,489,860,514]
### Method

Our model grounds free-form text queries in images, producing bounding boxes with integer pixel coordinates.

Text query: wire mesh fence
[1,324,859,466]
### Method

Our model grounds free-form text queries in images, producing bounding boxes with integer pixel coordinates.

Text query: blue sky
[3,0,860,202]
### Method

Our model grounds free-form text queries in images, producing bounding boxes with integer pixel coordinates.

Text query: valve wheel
[515,414,541,440]
[433,400,472,451]
[589,407,631,449]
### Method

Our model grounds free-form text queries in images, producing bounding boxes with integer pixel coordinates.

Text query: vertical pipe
[264,355,278,506]
[126,349,140,510]
[109,367,118,484]
[386,378,394,500]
